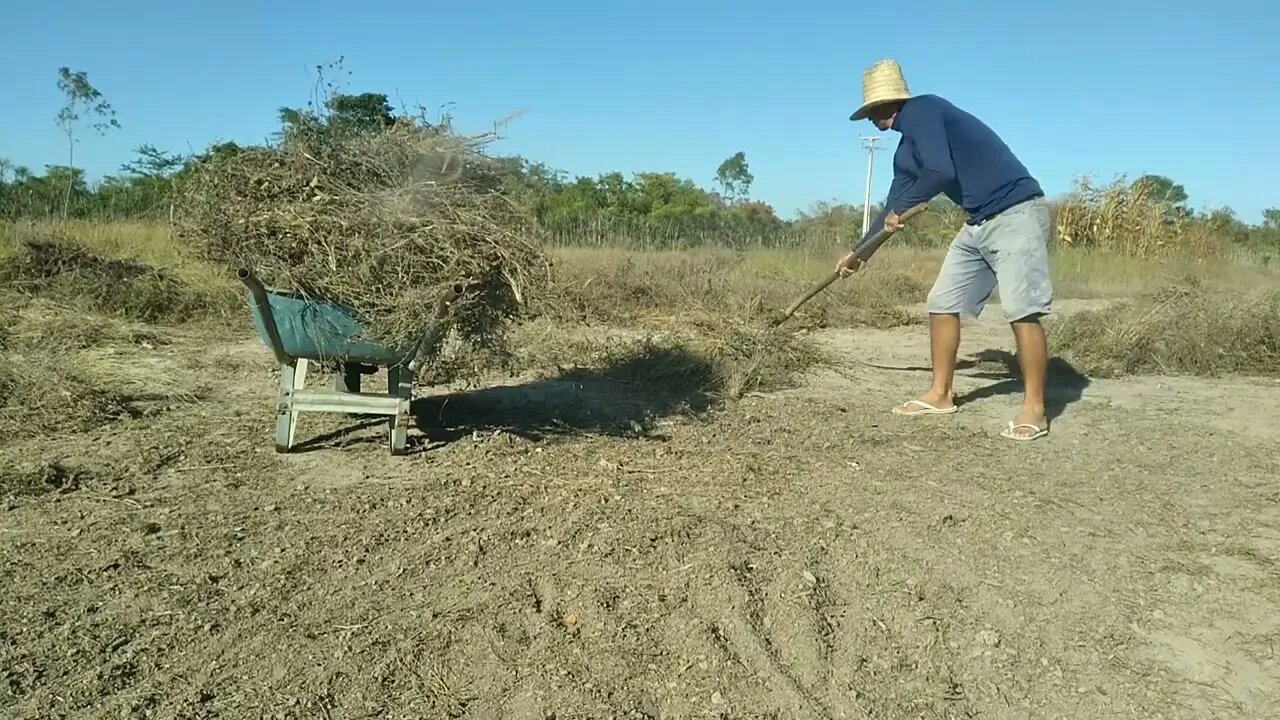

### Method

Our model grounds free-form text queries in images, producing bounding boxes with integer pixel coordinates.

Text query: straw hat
[849,59,912,121]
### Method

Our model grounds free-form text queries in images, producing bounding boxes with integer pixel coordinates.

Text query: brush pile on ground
[0,234,217,324]
[511,315,830,403]
[175,118,552,369]
[0,294,194,440]
[1050,277,1280,377]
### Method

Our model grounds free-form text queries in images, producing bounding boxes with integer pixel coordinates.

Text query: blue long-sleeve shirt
[854,93,1043,255]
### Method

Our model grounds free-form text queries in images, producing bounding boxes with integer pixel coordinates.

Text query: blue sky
[2,0,1277,223]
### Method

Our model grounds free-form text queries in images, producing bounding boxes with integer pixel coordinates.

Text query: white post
[860,136,880,237]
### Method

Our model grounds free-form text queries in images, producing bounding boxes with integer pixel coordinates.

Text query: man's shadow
[865,349,1091,421]
[952,349,1090,420]
[290,343,724,454]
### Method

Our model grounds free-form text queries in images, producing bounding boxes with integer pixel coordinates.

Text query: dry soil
[3,300,1278,719]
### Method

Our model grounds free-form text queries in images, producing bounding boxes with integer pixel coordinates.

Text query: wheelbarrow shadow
[291,344,723,454]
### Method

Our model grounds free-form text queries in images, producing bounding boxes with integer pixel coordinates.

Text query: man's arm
[888,106,954,214]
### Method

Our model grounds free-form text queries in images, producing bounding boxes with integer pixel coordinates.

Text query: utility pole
[859,136,882,237]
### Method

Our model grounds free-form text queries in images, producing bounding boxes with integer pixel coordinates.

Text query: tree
[327,92,396,132]
[715,151,754,202]
[277,91,399,144]
[54,66,119,218]
[120,144,186,178]
[1262,207,1280,230]
[1132,174,1188,206]
[117,144,189,223]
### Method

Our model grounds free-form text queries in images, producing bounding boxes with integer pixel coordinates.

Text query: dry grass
[0,236,230,324]
[174,120,552,359]
[1045,245,1275,300]
[9,219,1274,333]
[1055,175,1226,260]
[2,296,169,351]
[1049,278,1280,377]
[509,315,831,401]
[535,244,931,329]
[0,221,241,324]
[5,214,1277,403]
[537,243,1278,328]
[1,219,240,312]
[0,293,196,439]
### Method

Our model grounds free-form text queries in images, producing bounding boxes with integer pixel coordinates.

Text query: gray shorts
[927,196,1053,321]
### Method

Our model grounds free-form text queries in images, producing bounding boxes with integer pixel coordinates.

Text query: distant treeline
[3,78,1278,253]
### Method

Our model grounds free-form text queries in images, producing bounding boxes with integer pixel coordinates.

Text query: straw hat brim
[849,94,911,121]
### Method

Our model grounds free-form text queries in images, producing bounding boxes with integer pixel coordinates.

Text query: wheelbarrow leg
[275,358,309,452]
[387,364,413,455]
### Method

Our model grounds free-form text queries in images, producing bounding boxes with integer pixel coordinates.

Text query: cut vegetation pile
[0,295,194,440]
[0,231,210,442]
[174,117,553,369]
[512,315,831,402]
[1050,278,1280,377]
[0,234,224,324]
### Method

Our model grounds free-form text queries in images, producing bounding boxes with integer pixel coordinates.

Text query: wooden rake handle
[774,202,930,325]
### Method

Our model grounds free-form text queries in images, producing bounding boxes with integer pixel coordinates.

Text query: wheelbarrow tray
[246,288,411,366]
[237,267,463,455]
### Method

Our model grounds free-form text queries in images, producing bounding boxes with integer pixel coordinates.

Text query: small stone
[711,691,724,705]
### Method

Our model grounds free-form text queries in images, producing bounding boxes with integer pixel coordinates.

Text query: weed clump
[0,294,193,439]
[0,236,216,324]
[513,315,830,401]
[1049,278,1280,377]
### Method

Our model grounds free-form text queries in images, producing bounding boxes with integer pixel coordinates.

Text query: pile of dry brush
[174,117,552,369]
[0,236,220,324]
[1050,278,1280,377]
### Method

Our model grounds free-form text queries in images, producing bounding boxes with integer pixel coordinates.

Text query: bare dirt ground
[3,299,1279,719]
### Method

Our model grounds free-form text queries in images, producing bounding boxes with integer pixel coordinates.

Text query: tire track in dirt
[725,558,838,719]
[806,571,839,687]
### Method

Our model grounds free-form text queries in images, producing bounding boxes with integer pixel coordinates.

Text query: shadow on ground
[865,348,1091,421]
[957,349,1090,420]
[290,344,724,454]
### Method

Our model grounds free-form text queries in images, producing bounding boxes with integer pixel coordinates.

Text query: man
[835,59,1054,441]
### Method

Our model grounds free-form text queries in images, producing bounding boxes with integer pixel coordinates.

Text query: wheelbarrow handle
[237,267,292,366]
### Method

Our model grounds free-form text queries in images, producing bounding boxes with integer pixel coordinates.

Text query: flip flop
[892,399,958,416]
[1001,420,1049,441]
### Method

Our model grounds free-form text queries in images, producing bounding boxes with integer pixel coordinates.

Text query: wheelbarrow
[237,267,465,455]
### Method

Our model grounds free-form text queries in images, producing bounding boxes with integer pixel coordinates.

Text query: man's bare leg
[1009,315,1048,435]
[898,312,961,412]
